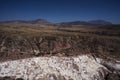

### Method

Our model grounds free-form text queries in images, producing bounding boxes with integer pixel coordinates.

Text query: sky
[0,0,120,24]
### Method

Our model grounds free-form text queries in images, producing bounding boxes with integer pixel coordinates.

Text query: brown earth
[0,24,120,62]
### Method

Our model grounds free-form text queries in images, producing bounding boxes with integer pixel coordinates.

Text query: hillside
[0,20,120,80]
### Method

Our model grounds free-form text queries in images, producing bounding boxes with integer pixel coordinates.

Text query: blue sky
[0,0,120,23]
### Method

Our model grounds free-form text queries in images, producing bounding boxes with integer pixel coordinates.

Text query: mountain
[0,19,113,28]
[57,21,90,27]
[0,19,56,28]
[59,21,90,25]
[0,19,50,24]
[58,20,112,27]
[88,20,112,25]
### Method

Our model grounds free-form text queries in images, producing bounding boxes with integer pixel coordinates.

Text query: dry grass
[0,24,120,61]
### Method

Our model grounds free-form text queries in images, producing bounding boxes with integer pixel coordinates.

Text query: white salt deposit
[0,55,109,80]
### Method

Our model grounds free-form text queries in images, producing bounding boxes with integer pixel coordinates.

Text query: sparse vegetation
[0,24,120,61]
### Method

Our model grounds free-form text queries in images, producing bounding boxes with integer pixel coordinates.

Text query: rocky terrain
[0,19,120,80]
[0,55,109,80]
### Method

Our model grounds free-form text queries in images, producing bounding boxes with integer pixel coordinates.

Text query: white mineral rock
[0,55,109,80]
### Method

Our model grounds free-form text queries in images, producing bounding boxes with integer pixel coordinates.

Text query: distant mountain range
[88,20,112,25]
[0,19,56,28]
[58,20,112,27]
[0,19,113,27]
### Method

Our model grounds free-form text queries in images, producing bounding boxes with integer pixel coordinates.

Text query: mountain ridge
[0,19,112,25]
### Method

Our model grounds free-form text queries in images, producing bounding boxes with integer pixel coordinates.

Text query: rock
[0,55,109,80]
[105,73,120,80]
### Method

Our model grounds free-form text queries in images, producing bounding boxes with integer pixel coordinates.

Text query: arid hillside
[0,21,120,80]
[0,23,120,61]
